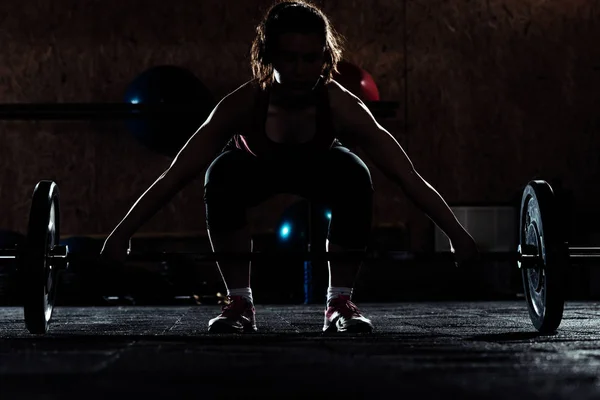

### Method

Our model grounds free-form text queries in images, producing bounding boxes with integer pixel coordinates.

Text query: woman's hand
[450,230,480,268]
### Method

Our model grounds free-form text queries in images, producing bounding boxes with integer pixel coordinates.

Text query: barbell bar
[4,246,597,264]
[0,246,544,265]
[4,242,598,271]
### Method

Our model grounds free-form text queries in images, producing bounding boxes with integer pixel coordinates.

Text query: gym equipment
[332,60,380,102]
[519,181,567,333]
[124,65,216,157]
[19,181,61,334]
[1,179,589,334]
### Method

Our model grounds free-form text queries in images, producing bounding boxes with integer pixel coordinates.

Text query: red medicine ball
[332,61,380,102]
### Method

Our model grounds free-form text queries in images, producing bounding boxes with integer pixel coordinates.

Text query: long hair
[250,1,344,89]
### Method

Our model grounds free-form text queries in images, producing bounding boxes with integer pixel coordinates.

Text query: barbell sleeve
[568,247,600,258]
[0,249,17,259]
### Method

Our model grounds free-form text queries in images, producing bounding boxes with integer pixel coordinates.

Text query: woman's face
[272,32,325,94]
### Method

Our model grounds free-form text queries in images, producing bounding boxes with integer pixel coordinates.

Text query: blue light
[326,211,332,220]
[280,223,291,239]
[130,98,140,104]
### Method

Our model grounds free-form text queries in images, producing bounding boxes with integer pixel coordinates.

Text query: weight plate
[21,180,61,334]
[520,180,567,333]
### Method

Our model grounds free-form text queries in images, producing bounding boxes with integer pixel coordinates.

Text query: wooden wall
[0,0,598,250]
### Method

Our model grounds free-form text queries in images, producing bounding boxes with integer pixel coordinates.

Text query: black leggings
[203,146,374,248]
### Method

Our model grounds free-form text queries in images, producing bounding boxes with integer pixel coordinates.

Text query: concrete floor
[1,301,600,399]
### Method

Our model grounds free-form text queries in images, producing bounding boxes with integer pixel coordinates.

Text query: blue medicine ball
[124,65,216,157]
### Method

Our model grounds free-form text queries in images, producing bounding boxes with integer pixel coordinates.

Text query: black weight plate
[21,180,60,334]
[520,180,567,333]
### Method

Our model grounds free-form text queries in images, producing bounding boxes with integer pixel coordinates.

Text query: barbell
[2,179,596,335]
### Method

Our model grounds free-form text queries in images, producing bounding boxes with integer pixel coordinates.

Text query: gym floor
[1,301,600,399]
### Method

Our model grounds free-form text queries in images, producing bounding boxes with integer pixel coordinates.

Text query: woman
[101,1,479,334]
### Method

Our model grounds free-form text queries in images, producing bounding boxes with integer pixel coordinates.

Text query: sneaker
[323,295,373,333]
[208,295,257,333]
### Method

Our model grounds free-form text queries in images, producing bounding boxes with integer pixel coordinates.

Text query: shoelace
[330,298,361,317]
[221,296,251,317]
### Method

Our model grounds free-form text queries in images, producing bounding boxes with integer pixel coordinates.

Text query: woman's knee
[204,150,257,231]
[321,147,373,248]
[204,149,256,188]
[326,146,374,193]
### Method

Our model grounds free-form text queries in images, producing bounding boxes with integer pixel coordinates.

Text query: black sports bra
[232,80,337,157]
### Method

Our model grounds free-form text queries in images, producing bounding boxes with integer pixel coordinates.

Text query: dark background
[0,0,598,301]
